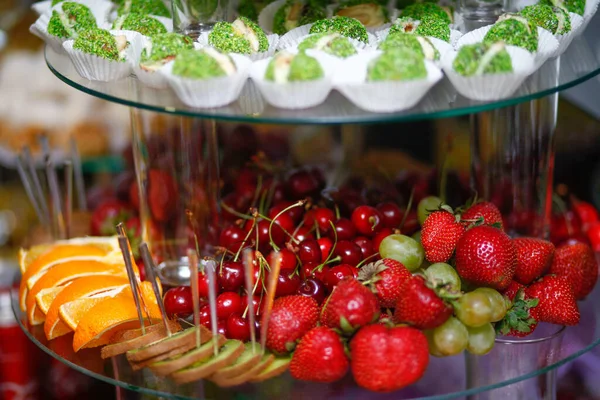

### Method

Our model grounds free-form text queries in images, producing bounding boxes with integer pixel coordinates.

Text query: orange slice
[73,282,161,352]
[26,260,127,325]
[36,284,72,315]
[44,276,130,340]
[59,287,129,332]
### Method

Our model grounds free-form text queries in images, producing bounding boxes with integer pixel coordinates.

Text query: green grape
[432,316,469,356]
[474,287,507,322]
[466,323,495,355]
[412,230,422,243]
[417,196,442,225]
[379,234,425,271]
[454,291,493,328]
[424,262,461,292]
[424,330,444,357]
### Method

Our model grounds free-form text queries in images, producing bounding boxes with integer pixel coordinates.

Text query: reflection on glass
[172,0,231,38]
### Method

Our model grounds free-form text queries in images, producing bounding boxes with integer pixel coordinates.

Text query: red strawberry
[266,295,319,354]
[525,276,580,326]
[461,201,504,229]
[421,210,465,263]
[549,242,598,299]
[394,276,453,329]
[290,326,349,383]
[502,280,525,302]
[358,258,412,308]
[350,324,429,392]
[321,278,379,334]
[455,225,517,290]
[496,290,538,337]
[513,238,555,285]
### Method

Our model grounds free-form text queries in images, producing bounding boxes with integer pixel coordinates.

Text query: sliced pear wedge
[149,335,227,377]
[210,343,263,381]
[171,340,244,384]
[211,353,275,387]
[101,327,167,359]
[126,326,210,363]
[249,355,292,382]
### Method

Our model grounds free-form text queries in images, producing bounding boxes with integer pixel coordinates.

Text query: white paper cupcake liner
[376,26,462,48]
[278,23,377,50]
[554,13,584,56]
[160,53,252,108]
[250,50,338,109]
[280,32,371,55]
[332,51,442,112]
[30,0,114,52]
[441,45,536,101]
[581,0,599,32]
[457,25,559,69]
[31,0,52,16]
[197,32,280,61]
[62,30,143,81]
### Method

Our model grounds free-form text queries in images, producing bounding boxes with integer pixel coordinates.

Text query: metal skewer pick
[64,160,73,239]
[70,137,87,211]
[15,155,46,228]
[243,249,257,354]
[204,259,219,356]
[139,242,171,338]
[45,155,65,240]
[22,146,50,228]
[261,251,281,355]
[118,233,146,336]
[188,250,201,348]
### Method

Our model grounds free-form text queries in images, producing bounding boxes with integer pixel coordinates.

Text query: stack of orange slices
[19,237,162,352]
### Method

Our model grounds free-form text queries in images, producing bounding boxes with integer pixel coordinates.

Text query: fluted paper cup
[333,51,442,112]
[277,23,377,50]
[442,45,536,101]
[31,0,52,16]
[258,0,287,34]
[376,26,462,47]
[249,50,338,109]
[160,54,252,108]
[281,32,371,54]
[554,13,584,56]
[581,0,600,31]
[197,31,280,61]
[375,33,453,66]
[133,41,202,89]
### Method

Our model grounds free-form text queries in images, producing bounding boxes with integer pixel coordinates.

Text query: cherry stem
[221,202,253,221]
[369,216,378,231]
[268,200,306,252]
[398,187,415,232]
[321,220,338,266]
[334,204,341,220]
[314,220,321,240]
[356,252,380,269]
[251,175,263,209]
[233,212,258,262]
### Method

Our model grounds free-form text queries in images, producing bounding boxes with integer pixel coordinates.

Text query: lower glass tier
[11,279,600,400]
[45,36,600,125]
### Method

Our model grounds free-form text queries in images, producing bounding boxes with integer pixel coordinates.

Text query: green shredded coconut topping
[309,16,369,43]
[265,51,324,82]
[47,2,97,39]
[172,49,233,79]
[401,3,452,24]
[113,13,167,36]
[73,28,124,61]
[540,0,585,16]
[389,16,451,42]
[118,0,171,17]
[483,15,539,53]
[379,32,439,61]
[298,32,357,58]
[209,16,269,54]
[453,42,513,76]
[141,32,194,65]
[367,47,427,81]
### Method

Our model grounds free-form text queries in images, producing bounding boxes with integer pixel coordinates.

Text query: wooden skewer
[260,251,281,354]
[204,258,219,356]
[63,160,73,239]
[243,249,257,354]
[70,137,87,211]
[188,250,201,348]
[139,242,171,337]
[118,234,146,336]
[22,146,50,228]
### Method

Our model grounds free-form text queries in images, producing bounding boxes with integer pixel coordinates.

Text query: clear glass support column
[130,110,221,286]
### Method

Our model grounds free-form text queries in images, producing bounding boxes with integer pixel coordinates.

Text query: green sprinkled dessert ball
[73,28,124,61]
[541,0,585,16]
[367,47,427,81]
[113,13,167,36]
[520,4,559,33]
[297,32,357,58]
[118,0,171,17]
[379,32,439,61]
[273,0,327,35]
[401,3,452,24]
[453,42,513,76]
[141,33,194,68]
[48,2,97,39]
[334,0,389,28]
[483,15,538,53]
[209,17,269,54]
[172,48,236,79]
[309,16,369,43]
[389,16,451,42]
[265,51,324,83]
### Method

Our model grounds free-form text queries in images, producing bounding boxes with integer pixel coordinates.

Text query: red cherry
[287,169,320,199]
[198,273,220,298]
[313,208,336,232]
[353,236,375,259]
[587,222,600,252]
[219,261,244,292]
[240,294,263,316]
[269,201,303,224]
[330,218,356,241]
[267,249,297,271]
[297,278,327,304]
[376,202,403,229]
[351,205,384,237]
[573,200,599,232]
[226,313,251,342]
[244,219,285,250]
[235,169,258,198]
[215,292,242,319]
[199,304,211,326]
[163,286,193,317]
[318,237,334,261]
[298,239,322,264]
[334,240,363,266]
[270,212,295,235]
[216,319,228,336]
[551,211,582,245]
[299,262,327,282]
[372,228,393,254]
[400,210,419,235]
[273,271,301,297]
[323,264,356,292]
[292,226,313,243]
[219,225,246,253]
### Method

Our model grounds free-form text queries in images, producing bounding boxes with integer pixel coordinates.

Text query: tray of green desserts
[29,0,599,112]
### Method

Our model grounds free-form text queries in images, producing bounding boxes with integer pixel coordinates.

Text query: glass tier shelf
[45,36,600,125]
[11,279,600,400]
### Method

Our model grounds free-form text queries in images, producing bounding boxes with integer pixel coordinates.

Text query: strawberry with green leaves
[502,280,525,302]
[358,258,412,308]
[350,324,429,392]
[549,242,598,300]
[321,278,380,334]
[455,225,517,290]
[394,275,454,329]
[513,238,554,285]
[266,295,319,354]
[525,275,580,326]
[421,209,465,263]
[495,289,538,337]
[290,326,349,383]
[461,201,503,229]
